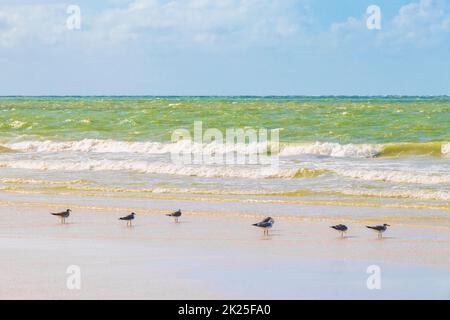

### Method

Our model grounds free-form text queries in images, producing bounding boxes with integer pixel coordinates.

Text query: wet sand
[0,200,449,299]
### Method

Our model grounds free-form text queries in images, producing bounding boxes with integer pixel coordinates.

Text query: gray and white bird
[119,212,136,227]
[330,224,348,238]
[367,224,390,238]
[166,210,182,223]
[252,217,275,235]
[51,209,71,224]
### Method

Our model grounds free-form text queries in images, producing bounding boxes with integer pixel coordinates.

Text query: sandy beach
[1,196,449,300]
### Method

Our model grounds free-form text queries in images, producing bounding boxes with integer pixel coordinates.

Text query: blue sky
[0,0,449,95]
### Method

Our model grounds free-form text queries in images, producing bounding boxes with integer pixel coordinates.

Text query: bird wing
[254,222,272,228]
[168,210,181,217]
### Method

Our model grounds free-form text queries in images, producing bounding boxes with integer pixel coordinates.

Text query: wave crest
[5,139,273,156]
[443,143,450,155]
[0,159,326,179]
[2,139,383,158]
[4,139,450,158]
[280,142,382,158]
[334,168,450,184]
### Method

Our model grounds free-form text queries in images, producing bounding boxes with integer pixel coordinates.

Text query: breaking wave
[267,188,450,201]
[279,142,383,158]
[0,157,447,185]
[333,168,450,184]
[0,160,326,179]
[4,139,449,158]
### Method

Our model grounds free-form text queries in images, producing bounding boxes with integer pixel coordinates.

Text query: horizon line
[1,95,449,98]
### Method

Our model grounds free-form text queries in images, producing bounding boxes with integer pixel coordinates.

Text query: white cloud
[0,4,67,47]
[330,0,450,47]
[90,0,306,46]
[390,0,450,45]
[0,0,309,48]
[1,0,449,50]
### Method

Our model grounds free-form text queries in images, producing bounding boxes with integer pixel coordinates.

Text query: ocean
[0,96,448,211]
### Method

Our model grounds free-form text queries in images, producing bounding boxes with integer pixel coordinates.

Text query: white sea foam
[443,143,450,155]
[0,152,448,185]
[11,139,449,159]
[333,168,450,184]
[339,188,450,201]
[5,139,273,156]
[6,139,383,158]
[6,139,178,154]
[0,159,303,179]
[10,120,27,129]
[280,142,383,158]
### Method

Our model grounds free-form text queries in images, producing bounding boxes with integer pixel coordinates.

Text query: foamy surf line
[4,139,450,158]
[2,182,449,201]
[0,160,309,179]
[333,169,450,184]
[0,159,449,184]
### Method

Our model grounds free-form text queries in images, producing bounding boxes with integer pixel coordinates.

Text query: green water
[0,96,448,143]
[0,96,448,207]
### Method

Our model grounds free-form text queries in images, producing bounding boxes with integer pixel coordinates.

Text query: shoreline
[1,197,449,299]
[0,191,449,226]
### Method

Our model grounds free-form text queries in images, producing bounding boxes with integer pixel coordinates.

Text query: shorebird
[330,224,348,238]
[51,209,71,224]
[252,217,275,235]
[367,224,390,238]
[166,210,182,223]
[119,212,136,227]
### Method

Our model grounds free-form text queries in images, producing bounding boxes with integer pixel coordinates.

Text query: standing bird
[330,224,348,238]
[166,210,182,223]
[51,209,71,224]
[367,224,390,238]
[252,217,275,235]
[119,212,136,227]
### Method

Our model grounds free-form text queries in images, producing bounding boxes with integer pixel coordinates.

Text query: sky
[0,0,449,96]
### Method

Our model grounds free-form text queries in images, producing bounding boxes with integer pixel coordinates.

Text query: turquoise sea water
[0,96,448,143]
[0,96,448,210]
